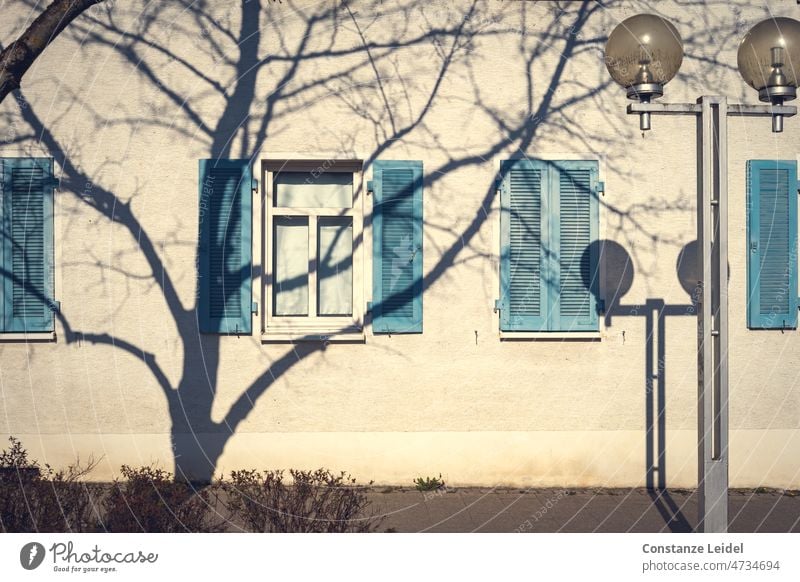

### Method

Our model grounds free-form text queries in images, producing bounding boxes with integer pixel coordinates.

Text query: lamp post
[605,14,800,533]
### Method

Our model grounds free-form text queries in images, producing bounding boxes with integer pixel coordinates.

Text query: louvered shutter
[499,159,548,331]
[198,159,253,334]
[552,161,599,331]
[372,160,423,333]
[1,158,55,332]
[746,160,798,329]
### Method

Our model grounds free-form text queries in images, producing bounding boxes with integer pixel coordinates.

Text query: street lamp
[605,14,684,130]
[604,14,800,533]
[737,17,800,132]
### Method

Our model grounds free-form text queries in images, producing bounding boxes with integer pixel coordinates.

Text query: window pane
[273,216,308,315]
[318,217,353,316]
[274,172,352,208]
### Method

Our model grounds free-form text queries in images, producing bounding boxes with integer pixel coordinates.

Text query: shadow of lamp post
[604,14,800,533]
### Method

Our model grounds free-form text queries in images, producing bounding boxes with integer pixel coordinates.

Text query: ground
[369,488,800,533]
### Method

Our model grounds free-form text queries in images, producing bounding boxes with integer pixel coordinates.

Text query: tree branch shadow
[3,0,742,488]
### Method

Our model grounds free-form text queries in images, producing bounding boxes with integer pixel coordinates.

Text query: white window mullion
[272,207,354,217]
[353,169,364,327]
[265,167,275,326]
[308,213,318,317]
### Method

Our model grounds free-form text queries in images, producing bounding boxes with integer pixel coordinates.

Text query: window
[198,158,424,340]
[498,159,599,333]
[746,159,798,329]
[0,158,56,333]
[263,160,364,338]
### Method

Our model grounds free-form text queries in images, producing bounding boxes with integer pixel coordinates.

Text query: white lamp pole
[605,14,800,533]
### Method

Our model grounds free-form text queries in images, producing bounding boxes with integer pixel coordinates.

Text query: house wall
[0,0,798,488]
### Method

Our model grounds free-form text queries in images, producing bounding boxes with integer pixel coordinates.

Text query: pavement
[368,488,800,533]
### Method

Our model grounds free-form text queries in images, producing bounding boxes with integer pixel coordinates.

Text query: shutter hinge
[367,180,374,195]
[252,178,259,191]
[598,299,606,314]
[49,300,61,313]
[251,301,258,315]
[366,301,373,313]
[493,299,501,313]
[597,181,605,196]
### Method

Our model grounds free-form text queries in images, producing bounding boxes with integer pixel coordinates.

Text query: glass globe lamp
[737,17,800,132]
[605,14,684,130]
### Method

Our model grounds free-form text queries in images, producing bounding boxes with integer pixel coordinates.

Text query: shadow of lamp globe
[676,240,700,303]
[604,15,800,533]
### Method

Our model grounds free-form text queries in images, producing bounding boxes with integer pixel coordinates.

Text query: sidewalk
[369,488,800,533]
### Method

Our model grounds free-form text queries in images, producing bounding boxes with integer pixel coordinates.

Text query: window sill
[499,331,601,341]
[261,327,365,343]
[0,331,56,343]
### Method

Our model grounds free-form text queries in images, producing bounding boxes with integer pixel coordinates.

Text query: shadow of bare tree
[0,0,764,497]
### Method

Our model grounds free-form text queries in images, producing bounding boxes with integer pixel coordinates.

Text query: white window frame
[260,159,365,341]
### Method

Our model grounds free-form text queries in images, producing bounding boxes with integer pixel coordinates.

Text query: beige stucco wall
[0,0,799,487]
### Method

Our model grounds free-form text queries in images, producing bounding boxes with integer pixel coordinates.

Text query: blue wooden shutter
[551,161,599,331]
[746,160,798,329]
[198,159,252,334]
[499,159,548,331]
[372,160,423,333]
[1,158,55,332]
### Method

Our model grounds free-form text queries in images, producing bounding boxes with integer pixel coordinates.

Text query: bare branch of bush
[102,465,224,533]
[2,438,385,533]
[0,436,102,532]
[223,469,384,533]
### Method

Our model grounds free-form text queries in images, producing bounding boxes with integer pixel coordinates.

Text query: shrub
[0,436,101,533]
[102,465,223,533]
[2,438,384,533]
[0,436,40,532]
[37,461,104,532]
[414,474,445,492]
[222,468,383,532]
